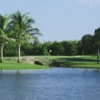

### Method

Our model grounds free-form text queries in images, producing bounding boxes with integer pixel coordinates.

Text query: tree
[21,42,33,55]
[61,41,78,56]
[94,27,100,64]
[4,41,17,56]
[0,14,10,62]
[61,41,72,55]
[51,41,64,55]
[31,34,42,56]
[77,40,84,55]
[82,34,94,55]
[11,11,41,63]
[69,41,78,55]
[32,37,42,55]
[42,41,52,55]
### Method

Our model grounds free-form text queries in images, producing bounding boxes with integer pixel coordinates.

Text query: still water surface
[0,68,100,100]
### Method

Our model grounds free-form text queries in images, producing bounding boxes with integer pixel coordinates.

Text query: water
[0,68,100,100]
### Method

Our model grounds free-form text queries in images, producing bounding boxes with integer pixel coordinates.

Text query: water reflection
[0,68,100,100]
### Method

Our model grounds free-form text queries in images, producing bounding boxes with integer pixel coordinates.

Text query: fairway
[33,55,100,68]
[0,59,49,70]
[49,55,100,68]
[0,55,100,70]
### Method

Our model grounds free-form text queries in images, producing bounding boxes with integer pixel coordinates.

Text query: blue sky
[0,0,100,42]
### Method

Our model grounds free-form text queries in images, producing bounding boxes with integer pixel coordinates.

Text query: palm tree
[11,11,41,63]
[0,14,10,62]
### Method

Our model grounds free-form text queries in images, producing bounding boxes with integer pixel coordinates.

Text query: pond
[0,68,100,100]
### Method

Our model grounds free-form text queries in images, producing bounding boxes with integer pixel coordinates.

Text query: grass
[27,55,100,68]
[0,59,49,70]
[0,55,100,69]
[48,55,100,68]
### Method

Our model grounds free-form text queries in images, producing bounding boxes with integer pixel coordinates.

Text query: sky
[0,0,100,42]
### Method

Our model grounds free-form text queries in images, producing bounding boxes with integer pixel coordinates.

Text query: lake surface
[0,68,100,100]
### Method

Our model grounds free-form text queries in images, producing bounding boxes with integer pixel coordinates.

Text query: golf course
[0,55,100,70]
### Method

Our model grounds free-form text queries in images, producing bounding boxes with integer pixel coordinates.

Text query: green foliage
[32,38,43,55]
[70,41,78,55]
[94,27,100,48]
[41,41,52,55]
[0,14,11,62]
[61,41,77,55]
[1,11,100,58]
[77,41,84,55]
[10,11,41,62]
[94,27,100,64]
[43,48,50,55]
[51,41,64,55]
[4,41,17,56]
[82,34,94,55]
[21,42,33,55]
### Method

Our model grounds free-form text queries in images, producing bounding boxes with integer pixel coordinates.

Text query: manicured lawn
[35,55,100,68]
[0,55,100,69]
[49,55,100,68]
[0,60,49,70]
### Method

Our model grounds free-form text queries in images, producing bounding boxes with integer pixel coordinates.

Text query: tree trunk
[17,45,21,63]
[0,45,3,63]
[97,48,99,64]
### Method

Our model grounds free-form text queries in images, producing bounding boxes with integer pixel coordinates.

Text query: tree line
[0,11,100,63]
[14,27,100,63]
[3,26,100,57]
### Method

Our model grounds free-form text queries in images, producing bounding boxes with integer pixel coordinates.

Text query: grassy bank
[0,59,49,70]
[32,55,100,68]
[0,55,100,69]
[46,55,100,68]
